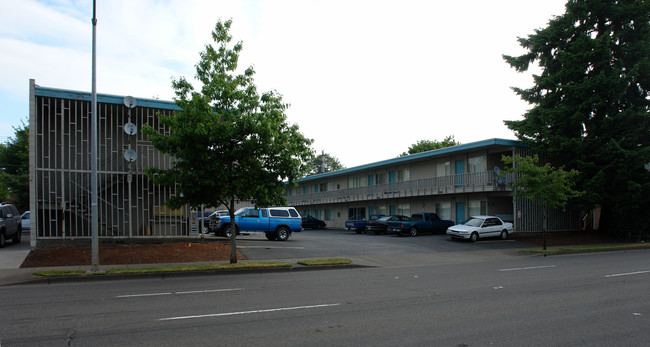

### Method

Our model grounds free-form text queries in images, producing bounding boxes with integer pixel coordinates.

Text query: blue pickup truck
[387,212,454,236]
[211,207,302,241]
[345,214,385,233]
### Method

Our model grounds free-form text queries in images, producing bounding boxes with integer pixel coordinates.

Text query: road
[1,233,648,346]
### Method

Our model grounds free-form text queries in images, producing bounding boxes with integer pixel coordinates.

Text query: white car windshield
[463,218,484,227]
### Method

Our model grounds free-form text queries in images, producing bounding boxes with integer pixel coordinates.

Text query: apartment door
[455,201,466,225]
[455,160,464,187]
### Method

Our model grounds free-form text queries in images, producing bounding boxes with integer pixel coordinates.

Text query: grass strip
[520,243,649,254]
[297,258,352,266]
[33,261,291,277]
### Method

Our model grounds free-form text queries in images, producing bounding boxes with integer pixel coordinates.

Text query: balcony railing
[287,171,515,206]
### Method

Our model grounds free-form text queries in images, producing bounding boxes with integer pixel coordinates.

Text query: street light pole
[90,0,99,272]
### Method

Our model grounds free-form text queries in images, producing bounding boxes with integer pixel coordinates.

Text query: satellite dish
[123,96,137,109]
[123,122,137,135]
[124,149,137,162]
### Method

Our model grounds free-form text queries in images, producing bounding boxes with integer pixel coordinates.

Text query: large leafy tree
[307,151,345,175]
[400,136,460,157]
[503,0,650,240]
[0,122,29,211]
[144,20,314,262]
[501,154,582,249]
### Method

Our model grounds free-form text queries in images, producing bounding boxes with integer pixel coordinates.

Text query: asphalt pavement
[0,229,643,286]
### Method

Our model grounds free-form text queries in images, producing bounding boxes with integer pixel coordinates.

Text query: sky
[0,0,569,168]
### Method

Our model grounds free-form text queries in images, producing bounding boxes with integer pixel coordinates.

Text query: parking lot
[234,228,532,263]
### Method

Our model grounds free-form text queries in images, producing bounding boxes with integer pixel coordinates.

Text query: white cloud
[0,0,567,167]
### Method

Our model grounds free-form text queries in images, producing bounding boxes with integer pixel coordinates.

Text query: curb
[6,263,369,286]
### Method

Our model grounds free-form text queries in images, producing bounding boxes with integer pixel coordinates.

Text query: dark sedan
[365,215,411,234]
[301,215,326,229]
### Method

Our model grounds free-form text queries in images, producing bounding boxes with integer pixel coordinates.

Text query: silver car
[446,215,514,242]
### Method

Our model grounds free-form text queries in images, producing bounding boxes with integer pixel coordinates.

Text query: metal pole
[90,0,99,272]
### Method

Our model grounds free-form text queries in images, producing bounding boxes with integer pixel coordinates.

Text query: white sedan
[446,216,514,242]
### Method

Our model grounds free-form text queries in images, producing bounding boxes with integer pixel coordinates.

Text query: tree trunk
[229,198,237,264]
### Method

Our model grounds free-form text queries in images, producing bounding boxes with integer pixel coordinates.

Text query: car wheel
[500,230,508,240]
[265,232,276,241]
[408,227,418,237]
[470,232,479,242]
[0,231,5,248]
[276,227,290,241]
[13,227,21,244]
[223,224,236,239]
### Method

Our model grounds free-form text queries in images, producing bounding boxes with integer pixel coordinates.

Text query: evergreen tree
[307,151,345,175]
[503,0,650,240]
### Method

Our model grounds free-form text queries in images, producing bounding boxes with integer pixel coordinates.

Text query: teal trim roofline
[34,84,181,111]
[295,138,524,183]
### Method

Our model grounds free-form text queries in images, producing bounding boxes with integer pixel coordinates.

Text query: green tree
[0,122,29,212]
[400,135,460,156]
[501,154,582,249]
[307,151,345,175]
[144,20,314,263]
[503,0,650,240]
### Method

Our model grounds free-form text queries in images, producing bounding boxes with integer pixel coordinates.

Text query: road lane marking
[498,265,556,272]
[604,270,650,278]
[159,303,342,321]
[117,288,243,298]
[237,246,304,249]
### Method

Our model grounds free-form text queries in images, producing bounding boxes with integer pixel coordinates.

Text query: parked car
[21,211,30,230]
[0,203,22,247]
[388,212,454,236]
[205,210,229,234]
[301,215,326,229]
[346,214,385,233]
[365,215,411,234]
[446,215,514,242]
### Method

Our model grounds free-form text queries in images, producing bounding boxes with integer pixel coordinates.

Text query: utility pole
[90,0,99,272]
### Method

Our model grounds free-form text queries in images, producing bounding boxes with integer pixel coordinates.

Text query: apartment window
[468,155,486,173]
[397,204,410,216]
[348,175,368,188]
[376,205,387,215]
[468,200,486,216]
[436,161,451,177]
[436,202,451,220]
[323,209,333,221]
[348,207,366,219]
[376,173,386,184]
[397,168,410,182]
[389,205,396,215]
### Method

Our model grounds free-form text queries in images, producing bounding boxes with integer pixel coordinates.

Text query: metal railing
[287,171,515,206]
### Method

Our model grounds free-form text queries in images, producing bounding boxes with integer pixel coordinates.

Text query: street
[0,230,648,346]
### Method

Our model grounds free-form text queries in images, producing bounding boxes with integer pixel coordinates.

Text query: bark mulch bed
[21,241,244,268]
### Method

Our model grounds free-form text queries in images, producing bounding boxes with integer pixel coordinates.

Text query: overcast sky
[0,0,568,168]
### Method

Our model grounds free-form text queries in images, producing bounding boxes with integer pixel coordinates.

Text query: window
[468,200,486,216]
[376,173,386,184]
[270,209,290,217]
[348,175,367,188]
[436,161,451,177]
[376,205,387,215]
[243,209,260,218]
[468,155,486,173]
[348,207,366,219]
[397,204,410,216]
[397,168,410,182]
[435,202,451,220]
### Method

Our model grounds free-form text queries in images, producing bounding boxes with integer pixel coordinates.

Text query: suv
[0,203,22,247]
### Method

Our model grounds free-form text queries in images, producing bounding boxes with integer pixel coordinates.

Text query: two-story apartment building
[286,139,583,232]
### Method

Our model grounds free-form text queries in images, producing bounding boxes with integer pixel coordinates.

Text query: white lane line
[159,303,342,321]
[605,270,650,278]
[499,265,556,272]
[175,288,243,295]
[117,292,172,298]
[117,288,244,298]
